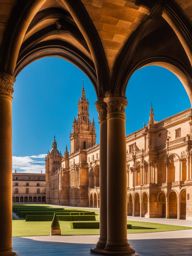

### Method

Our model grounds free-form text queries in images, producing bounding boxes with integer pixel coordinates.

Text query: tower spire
[149,104,155,127]
[81,83,86,100]
[52,136,57,149]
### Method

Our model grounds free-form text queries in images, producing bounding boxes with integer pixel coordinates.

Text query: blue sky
[12,57,191,173]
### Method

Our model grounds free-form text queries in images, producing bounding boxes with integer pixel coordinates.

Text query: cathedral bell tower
[70,87,96,154]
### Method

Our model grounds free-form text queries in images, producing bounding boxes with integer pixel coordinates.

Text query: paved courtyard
[13,229,192,256]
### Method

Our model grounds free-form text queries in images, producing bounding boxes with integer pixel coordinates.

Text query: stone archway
[127,194,133,216]
[168,191,177,218]
[134,193,140,217]
[158,192,166,218]
[142,193,148,217]
[180,189,186,219]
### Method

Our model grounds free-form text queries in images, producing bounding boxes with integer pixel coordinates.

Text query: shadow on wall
[13,237,192,256]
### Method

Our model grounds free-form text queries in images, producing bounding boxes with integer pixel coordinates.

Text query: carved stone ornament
[105,97,127,114]
[0,73,15,97]
[96,100,107,122]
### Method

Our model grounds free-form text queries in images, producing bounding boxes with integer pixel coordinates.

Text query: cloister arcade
[89,164,100,208]
[127,189,187,220]
[0,1,192,256]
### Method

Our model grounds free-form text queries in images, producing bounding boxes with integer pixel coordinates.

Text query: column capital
[0,73,15,98]
[96,100,107,122]
[104,96,127,116]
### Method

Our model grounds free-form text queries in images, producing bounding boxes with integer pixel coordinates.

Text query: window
[83,141,86,149]
[96,153,99,160]
[37,183,40,187]
[15,188,19,194]
[37,188,40,194]
[26,188,29,194]
[15,183,18,186]
[26,182,29,186]
[175,128,181,138]
[129,143,135,153]
[92,155,94,161]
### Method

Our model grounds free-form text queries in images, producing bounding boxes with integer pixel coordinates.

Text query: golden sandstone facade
[12,172,46,204]
[46,89,192,220]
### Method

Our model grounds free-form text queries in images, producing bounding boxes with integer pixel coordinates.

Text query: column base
[91,248,136,255]
[91,243,136,255]
[95,238,106,249]
[0,251,17,256]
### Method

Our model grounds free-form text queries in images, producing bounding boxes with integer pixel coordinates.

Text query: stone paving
[128,216,192,227]
[13,230,192,256]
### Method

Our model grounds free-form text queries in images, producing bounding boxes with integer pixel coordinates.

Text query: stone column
[177,195,180,219]
[166,158,169,183]
[140,194,143,217]
[0,73,16,256]
[104,97,135,255]
[148,162,151,184]
[166,196,169,218]
[91,100,107,253]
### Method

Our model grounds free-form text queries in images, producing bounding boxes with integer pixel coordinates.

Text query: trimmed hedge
[72,223,132,229]
[56,215,96,221]
[25,214,96,222]
[73,221,99,229]
[26,215,53,221]
[16,211,57,218]
[17,211,96,219]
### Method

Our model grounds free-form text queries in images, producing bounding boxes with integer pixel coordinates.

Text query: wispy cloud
[12,154,46,173]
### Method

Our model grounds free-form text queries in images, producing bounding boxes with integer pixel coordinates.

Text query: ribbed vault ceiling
[0,0,191,96]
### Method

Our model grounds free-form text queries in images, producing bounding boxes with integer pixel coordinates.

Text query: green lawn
[12,220,192,237]
[12,204,192,237]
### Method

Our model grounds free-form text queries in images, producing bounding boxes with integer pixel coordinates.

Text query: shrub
[127,224,132,229]
[72,221,99,229]
[51,213,61,236]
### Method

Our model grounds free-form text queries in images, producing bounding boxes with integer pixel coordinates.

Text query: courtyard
[12,204,192,255]
[13,231,192,256]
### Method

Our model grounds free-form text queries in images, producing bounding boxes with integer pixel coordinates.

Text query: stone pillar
[186,155,190,181]
[166,196,169,218]
[166,158,169,183]
[148,162,151,184]
[177,195,180,219]
[179,160,182,182]
[91,100,107,253]
[0,73,16,256]
[140,194,143,217]
[104,97,135,255]
[140,164,143,185]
